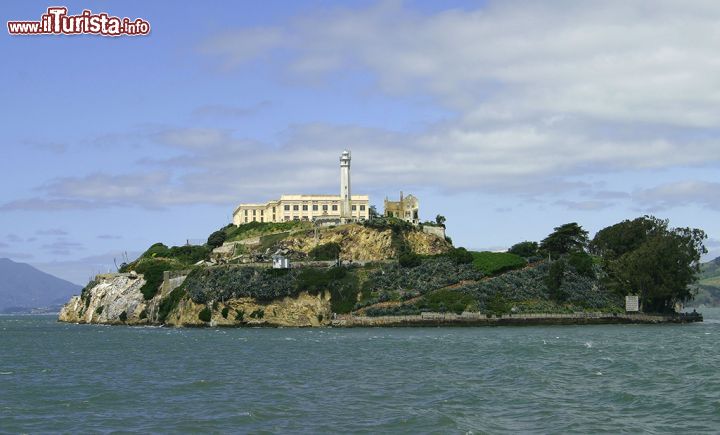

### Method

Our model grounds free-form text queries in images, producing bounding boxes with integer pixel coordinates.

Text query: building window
[260,217,264,222]
[284,205,290,211]
[293,205,299,211]
[322,205,328,211]
[332,205,338,211]
[360,205,366,211]
[313,205,318,211]
[284,216,290,221]
[253,210,256,216]
[244,210,248,216]
[260,210,264,216]
[352,205,357,211]
[302,216,309,221]
[244,217,248,223]
[302,205,308,211]
[293,217,300,221]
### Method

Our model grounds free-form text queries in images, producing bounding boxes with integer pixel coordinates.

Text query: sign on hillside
[625,295,639,312]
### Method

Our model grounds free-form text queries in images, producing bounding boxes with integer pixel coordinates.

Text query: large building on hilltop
[232,150,369,225]
[384,192,419,225]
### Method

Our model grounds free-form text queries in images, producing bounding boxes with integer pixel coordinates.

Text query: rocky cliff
[280,223,451,261]
[59,272,332,327]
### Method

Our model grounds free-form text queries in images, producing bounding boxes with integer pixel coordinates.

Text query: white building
[232,150,370,225]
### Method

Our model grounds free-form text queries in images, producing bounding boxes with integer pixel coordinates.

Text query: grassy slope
[692,257,720,306]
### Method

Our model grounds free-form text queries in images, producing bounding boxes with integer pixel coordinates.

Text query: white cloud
[634,181,720,211]
[4,1,720,212]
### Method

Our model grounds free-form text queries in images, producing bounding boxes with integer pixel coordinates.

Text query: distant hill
[0,258,82,313]
[691,257,720,307]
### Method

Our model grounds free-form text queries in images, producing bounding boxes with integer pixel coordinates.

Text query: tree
[544,259,567,301]
[435,214,446,227]
[540,222,589,259]
[207,230,227,249]
[369,205,379,219]
[593,216,707,313]
[590,216,658,259]
[508,241,539,258]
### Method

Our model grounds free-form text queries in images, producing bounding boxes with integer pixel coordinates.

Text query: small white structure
[625,295,639,312]
[272,254,290,269]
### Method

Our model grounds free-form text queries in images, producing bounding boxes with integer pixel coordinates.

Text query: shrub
[567,251,595,278]
[158,287,186,324]
[249,309,264,319]
[235,310,244,321]
[140,243,209,264]
[365,305,422,316]
[471,251,526,275]
[135,259,173,300]
[198,307,212,322]
[309,242,341,261]
[418,288,474,314]
[486,293,510,316]
[545,260,567,301]
[399,252,421,268]
[447,247,474,264]
[95,305,104,315]
[509,241,539,258]
[81,277,99,307]
[119,311,127,322]
[207,230,227,249]
[221,307,229,319]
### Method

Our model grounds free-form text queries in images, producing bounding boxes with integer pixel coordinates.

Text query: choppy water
[1,311,719,434]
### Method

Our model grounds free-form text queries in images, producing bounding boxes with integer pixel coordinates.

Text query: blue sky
[2,0,719,284]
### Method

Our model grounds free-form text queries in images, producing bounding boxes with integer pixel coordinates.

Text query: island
[59,151,707,327]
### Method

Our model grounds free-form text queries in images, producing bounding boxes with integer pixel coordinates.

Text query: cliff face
[58,274,149,324]
[280,224,451,261]
[163,292,331,327]
[59,273,332,327]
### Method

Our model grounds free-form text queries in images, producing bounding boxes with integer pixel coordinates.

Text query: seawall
[331,311,703,327]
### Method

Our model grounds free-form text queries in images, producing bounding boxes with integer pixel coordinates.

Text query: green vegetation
[508,241,539,258]
[198,307,212,322]
[138,243,209,264]
[223,221,310,242]
[447,247,474,265]
[540,222,589,259]
[95,305,104,315]
[235,310,244,321]
[693,257,720,306]
[309,242,341,261]
[221,307,229,319]
[417,288,475,314]
[207,230,227,249]
[250,309,264,319]
[134,259,176,300]
[399,252,422,268]
[591,216,707,313]
[157,287,186,324]
[471,251,526,275]
[80,277,99,309]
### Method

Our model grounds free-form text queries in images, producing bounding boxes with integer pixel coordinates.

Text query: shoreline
[55,311,703,328]
[331,312,704,327]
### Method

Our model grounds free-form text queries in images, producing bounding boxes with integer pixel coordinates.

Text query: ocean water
[1,311,719,434]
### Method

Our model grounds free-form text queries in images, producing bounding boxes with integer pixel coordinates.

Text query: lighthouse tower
[340,150,351,221]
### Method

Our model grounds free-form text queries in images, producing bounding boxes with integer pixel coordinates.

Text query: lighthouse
[340,150,351,221]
